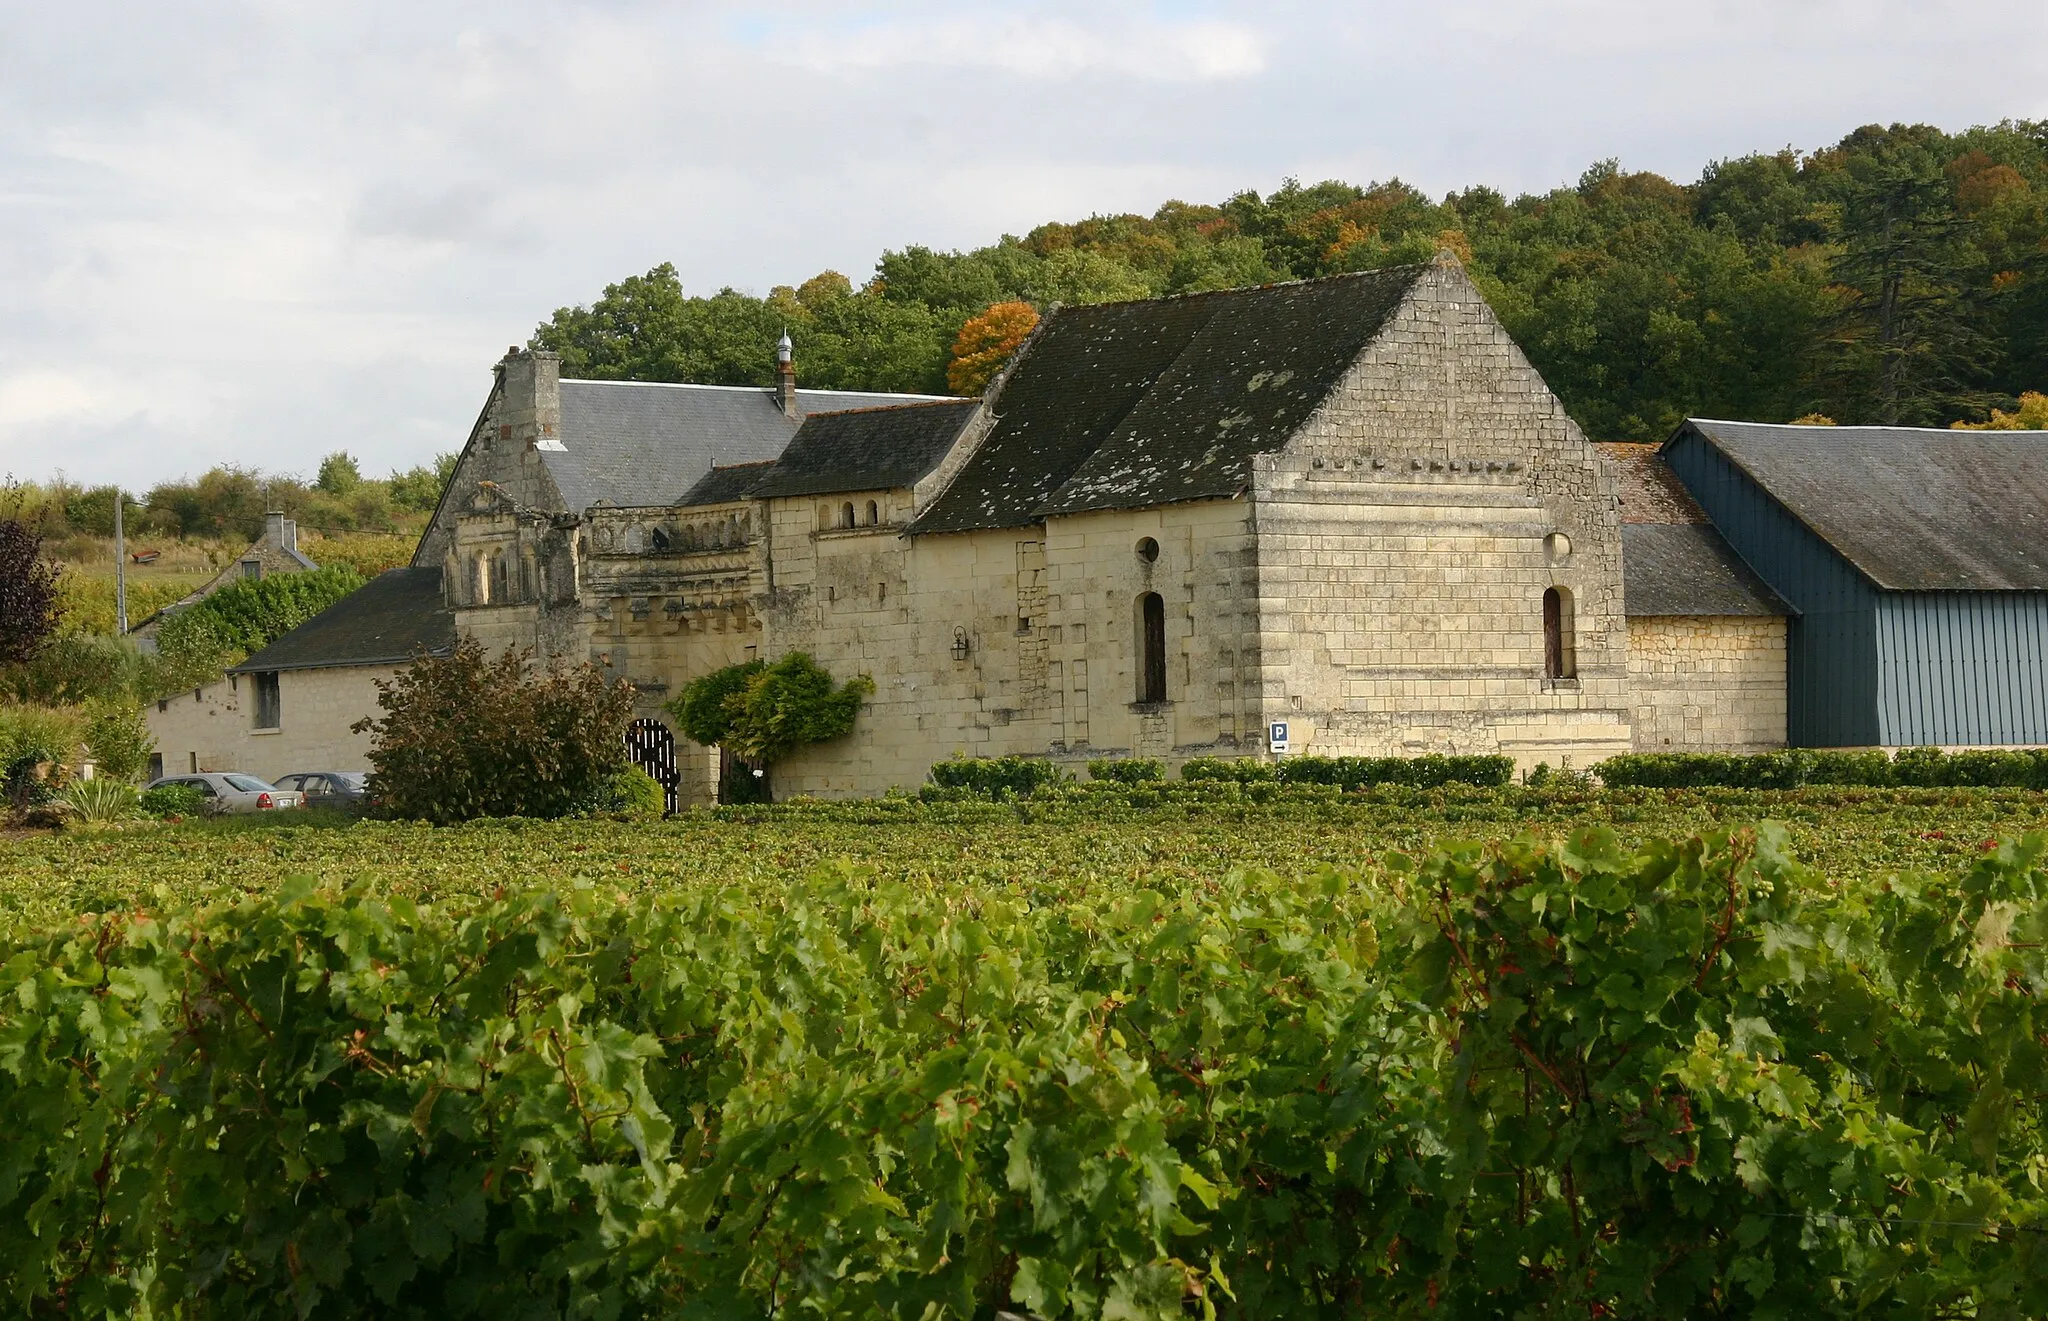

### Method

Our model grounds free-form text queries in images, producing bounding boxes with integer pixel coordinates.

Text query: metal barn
[1664,419,2048,747]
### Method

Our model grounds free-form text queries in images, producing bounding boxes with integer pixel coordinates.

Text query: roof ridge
[1690,416,2034,437]
[798,398,977,420]
[562,377,947,399]
[1050,261,1434,315]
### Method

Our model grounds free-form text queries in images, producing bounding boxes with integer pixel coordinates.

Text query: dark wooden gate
[626,718,679,814]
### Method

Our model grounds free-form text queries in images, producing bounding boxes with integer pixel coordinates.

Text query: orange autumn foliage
[947,301,1040,396]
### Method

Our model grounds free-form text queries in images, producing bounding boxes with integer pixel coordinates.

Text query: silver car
[144,773,304,815]
[274,771,370,812]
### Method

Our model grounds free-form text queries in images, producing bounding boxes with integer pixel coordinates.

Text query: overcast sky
[3,0,2044,492]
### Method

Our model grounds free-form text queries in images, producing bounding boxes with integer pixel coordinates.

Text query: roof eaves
[1671,418,1885,591]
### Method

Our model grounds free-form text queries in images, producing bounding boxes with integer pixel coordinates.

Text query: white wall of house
[144,665,395,782]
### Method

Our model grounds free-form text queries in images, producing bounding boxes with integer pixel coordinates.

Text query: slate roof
[750,400,981,500]
[1681,419,2048,591]
[546,381,951,511]
[1598,442,1788,617]
[1620,525,1789,617]
[679,460,780,508]
[909,266,1428,534]
[229,568,455,674]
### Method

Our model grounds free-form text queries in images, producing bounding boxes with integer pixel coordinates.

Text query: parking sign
[1268,720,1289,753]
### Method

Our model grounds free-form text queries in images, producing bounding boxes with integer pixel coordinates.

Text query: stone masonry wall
[1254,256,1634,771]
[1627,616,1787,752]
[144,665,397,782]
[764,491,1255,798]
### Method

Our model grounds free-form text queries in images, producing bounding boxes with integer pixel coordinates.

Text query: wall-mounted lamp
[950,627,972,661]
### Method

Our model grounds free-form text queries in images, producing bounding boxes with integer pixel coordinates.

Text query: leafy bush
[355,639,637,824]
[4,830,2047,1314]
[1086,757,1164,783]
[1276,752,1516,789]
[928,754,1068,797]
[1179,755,1276,782]
[1597,747,2048,790]
[54,777,140,826]
[83,704,154,782]
[138,782,209,820]
[0,634,149,706]
[586,765,666,821]
[151,564,364,693]
[667,653,873,797]
[0,704,85,811]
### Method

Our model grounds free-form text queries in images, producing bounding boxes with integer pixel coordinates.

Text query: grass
[6,783,2048,932]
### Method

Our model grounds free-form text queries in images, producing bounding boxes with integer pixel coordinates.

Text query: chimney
[264,510,296,555]
[775,330,797,418]
[500,346,564,452]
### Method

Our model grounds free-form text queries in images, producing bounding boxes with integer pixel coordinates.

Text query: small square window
[241,560,262,581]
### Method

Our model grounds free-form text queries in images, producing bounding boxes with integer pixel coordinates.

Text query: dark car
[273,771,371,812]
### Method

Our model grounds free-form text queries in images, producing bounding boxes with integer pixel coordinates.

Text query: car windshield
[222,774,273,792]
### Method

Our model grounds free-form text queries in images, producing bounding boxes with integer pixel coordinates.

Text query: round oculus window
[1136,537,1160,563]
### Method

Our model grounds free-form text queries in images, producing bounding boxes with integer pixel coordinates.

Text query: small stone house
[143,568,453,781]
[131,510,318,647]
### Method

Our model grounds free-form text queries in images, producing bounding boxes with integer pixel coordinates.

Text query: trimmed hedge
[1183,753,1515,789]
[1086,757,1164,783]
[1597,747,2048,790]
[927,754,1068,797]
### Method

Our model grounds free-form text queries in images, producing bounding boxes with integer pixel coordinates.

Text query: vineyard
[4,788,2048,1316]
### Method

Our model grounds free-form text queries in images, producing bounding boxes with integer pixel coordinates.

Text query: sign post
[1268,719,1290,758]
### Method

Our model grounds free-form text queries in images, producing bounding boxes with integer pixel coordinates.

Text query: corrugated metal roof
[1682,418,2048,591]
[1621,524,1790,617]
[751,400,981,500]
[910,266,1427,534]
[230,568,454,673]
[549,381,951,510]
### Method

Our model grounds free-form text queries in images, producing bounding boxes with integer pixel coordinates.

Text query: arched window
[865,500,879,526]
[841,501,856,529]
[473,552,491,605]
[1543,587,1577,680]
[490,550,508,603]
[1135,592,1167,704]
[818,504,831,531]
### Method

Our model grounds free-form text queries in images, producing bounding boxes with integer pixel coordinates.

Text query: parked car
[273,771,371,812]
[142,773,304,815]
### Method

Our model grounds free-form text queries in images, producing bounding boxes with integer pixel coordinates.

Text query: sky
[2,0,2044,492]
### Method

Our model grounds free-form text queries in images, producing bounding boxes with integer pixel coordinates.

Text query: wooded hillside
[536,121,2048,440]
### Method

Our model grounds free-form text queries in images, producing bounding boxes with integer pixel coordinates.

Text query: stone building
[143,568,453,781]
[131,510,319,648]
[398,251,1800,802]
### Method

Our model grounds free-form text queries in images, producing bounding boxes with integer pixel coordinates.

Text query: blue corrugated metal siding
[1664,430,1881,746]
[1876,593,2048,744]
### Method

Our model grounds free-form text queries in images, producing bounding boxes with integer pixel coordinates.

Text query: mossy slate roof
[229,569,455,674]
[750,400,982,500]
[1682,419,2048,591]
[909,266,1428,534]
[678,460,780,508]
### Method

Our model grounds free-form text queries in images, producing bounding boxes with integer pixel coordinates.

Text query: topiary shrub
[354,639,636,824]
[1087,757,1164,783]
[928,755,1067,797]
[586,765,666,821]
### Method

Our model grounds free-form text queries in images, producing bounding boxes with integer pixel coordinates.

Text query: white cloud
[0,0,2043,490]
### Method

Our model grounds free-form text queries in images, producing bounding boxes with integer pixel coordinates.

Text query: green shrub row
[927,753,1070,796]
[1182,752,1515,788]
[5,830,2046,1315]
[1598,746,2048,790]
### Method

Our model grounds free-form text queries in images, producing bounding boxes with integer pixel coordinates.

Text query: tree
[947,301,1040,395]
[315,451,362,495]
[355,639,636,823]
[0,517,60,666]
[1954,389,2048,429]
[667,653,872,801]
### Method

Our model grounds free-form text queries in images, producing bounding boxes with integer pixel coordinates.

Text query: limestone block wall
[144,665,397,783]
[1255,257,1633,770]
[764,493,1256,798]
[1627,616,1787,752]
[414,350,568,571]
